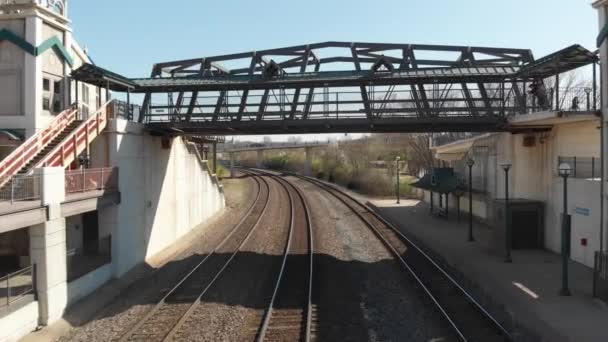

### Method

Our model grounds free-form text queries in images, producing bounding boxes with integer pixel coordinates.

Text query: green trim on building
[0,29,36,55]
[0,28,74,67]
[35,36,74,66]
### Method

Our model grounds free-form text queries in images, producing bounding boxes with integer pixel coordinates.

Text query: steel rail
[250,170,314,342]
[292,173,513,342]
[117,172,270,342]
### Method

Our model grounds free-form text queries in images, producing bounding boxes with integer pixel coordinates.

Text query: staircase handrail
[0,104,78,179]
[32,100,115,171]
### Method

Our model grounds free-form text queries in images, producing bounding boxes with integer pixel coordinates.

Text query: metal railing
[0,173,41,204]
[518,87,598,114]
[557,156,601,179]
[594,251,608,301]
[113,100,142,121]
[0,265,35,309]
[65,167,119,194]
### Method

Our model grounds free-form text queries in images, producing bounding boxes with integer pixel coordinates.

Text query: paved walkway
[369,198,608,342]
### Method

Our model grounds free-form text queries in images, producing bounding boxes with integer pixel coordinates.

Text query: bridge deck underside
[147,116,507,135]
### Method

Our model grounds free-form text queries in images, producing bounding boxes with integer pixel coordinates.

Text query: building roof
[70,63,137,91]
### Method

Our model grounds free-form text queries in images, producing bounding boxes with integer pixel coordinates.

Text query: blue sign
[574,207,590,217]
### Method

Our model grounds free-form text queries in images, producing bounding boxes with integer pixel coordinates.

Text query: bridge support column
[304,147,313,176]
[230,152,235,178]
[29,167,68,326]
[256,150,264,169]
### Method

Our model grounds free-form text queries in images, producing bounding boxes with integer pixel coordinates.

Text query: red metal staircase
[0,106,78,181]
[0,101,115,187]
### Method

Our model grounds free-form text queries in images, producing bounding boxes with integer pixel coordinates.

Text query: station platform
[369,199,608,342]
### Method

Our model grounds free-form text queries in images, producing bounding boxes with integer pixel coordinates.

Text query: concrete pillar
[29,167,67,325]
[596,2,608,253]
[24,15,43,138]
[256,150,264,169]
[230,152,235,178]
[304,147,312,176]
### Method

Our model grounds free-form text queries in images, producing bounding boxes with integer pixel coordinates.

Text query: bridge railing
[35,100,114,170]
[0,105,77,181]
[65,167,119,194]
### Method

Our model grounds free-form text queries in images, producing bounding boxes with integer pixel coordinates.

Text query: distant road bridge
[71,42,598,135]
[220,141,330,176]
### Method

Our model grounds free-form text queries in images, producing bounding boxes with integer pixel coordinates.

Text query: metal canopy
[71,63,137,91]
[517,44,598,78]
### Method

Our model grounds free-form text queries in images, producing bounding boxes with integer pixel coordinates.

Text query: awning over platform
[411,168,464,194]
[0,129,23,146]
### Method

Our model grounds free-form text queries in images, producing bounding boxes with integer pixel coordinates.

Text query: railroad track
[116,172,271,342]
[250,170,315,342]
[291,173,513,342]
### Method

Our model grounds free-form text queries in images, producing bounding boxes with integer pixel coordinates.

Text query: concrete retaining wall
[0,301,38,342]
[97,118,225,278]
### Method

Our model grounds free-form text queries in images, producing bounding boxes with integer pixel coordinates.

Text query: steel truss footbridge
[71,42,598,135]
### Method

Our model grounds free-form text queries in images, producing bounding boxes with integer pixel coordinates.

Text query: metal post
[213,142,218,175]
[593,61,598,111]
[75,80,79,107]
[560,174,572,296]
[127,88,131,120]
[396,158,400,204]
[106,80,110,101]
[505,167,512,263]
[430,191,434,213]
[445,193,449,218]
[457,196,461,222]
[522,80,527,113]
[6,275,9,306]
[10,177,14,204]
[555,71,560,111]
[468,163,475,241]
[587,92,591,111]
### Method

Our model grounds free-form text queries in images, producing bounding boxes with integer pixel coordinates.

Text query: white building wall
[599,2,608,257]
[99,118,225,277]
[433,119,601,267]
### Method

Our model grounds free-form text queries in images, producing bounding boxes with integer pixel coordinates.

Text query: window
[42,76,63,114]
[53,99,61,113]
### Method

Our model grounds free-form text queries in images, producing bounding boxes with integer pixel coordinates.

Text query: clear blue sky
[70,0,599,142]
[71,0,599,78]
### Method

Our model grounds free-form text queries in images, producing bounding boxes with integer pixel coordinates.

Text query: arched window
[51,0,64,15]
[42,0,65,15]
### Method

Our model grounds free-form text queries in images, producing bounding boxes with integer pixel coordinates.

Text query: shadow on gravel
[60,251,456,342]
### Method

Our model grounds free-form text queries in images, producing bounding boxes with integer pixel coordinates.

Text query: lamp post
[396,156,401,204]
[501,162,512,263]
[558,163,572,296]
[467,158,475,242]
[584,87,592,111]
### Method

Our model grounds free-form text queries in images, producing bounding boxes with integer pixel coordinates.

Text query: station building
[0,2,225,341]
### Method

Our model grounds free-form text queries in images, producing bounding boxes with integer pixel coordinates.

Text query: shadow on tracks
[59,250,451,341]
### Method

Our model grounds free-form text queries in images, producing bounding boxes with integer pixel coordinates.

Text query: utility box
[492,199,545,253]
